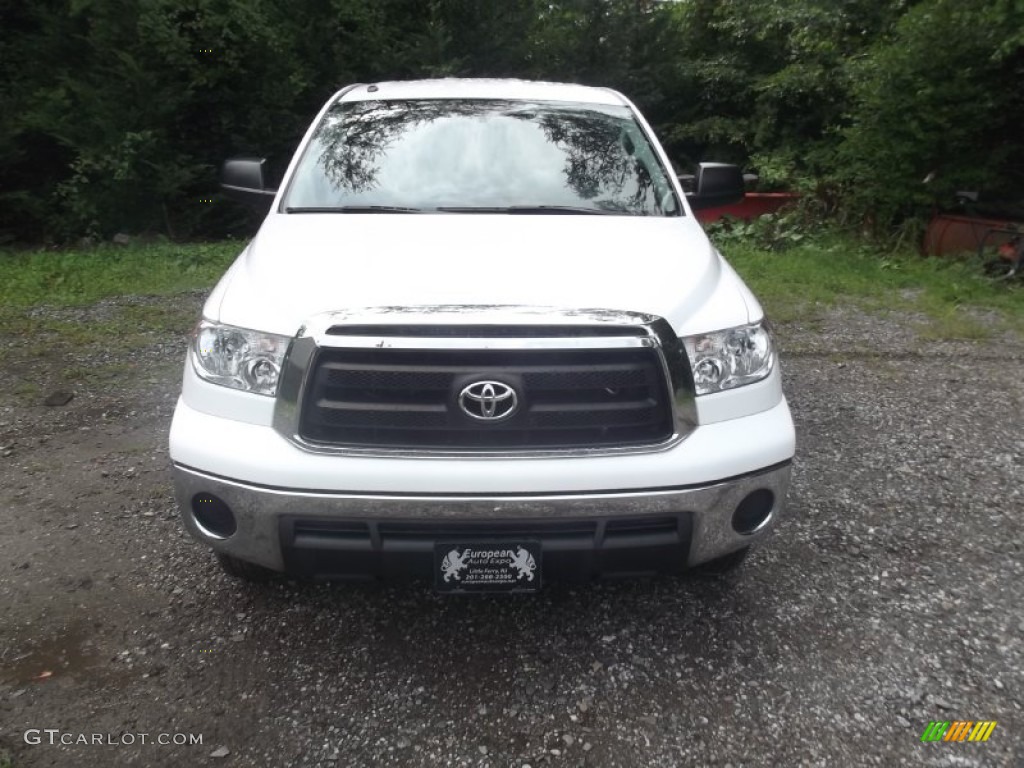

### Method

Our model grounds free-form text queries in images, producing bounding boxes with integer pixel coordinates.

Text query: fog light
[732,489,774,534]
[191,493,236,538]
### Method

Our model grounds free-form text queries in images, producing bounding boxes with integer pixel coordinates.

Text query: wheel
[692,546,751,575]
[215,552,278,582]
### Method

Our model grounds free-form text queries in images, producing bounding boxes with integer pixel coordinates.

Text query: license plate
[434,541,542,593]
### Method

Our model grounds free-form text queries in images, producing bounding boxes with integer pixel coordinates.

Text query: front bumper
[171,461,791,579]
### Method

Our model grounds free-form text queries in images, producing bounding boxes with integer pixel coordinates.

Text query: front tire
[215,552,278,582]
[692,546,750,575]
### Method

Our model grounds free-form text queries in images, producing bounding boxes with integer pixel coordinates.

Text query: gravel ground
[0,294,1021,768]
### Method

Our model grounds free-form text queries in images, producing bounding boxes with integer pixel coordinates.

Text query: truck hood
[213,213,752,336]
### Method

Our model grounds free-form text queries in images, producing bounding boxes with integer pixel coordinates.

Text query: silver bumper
[172,462,791,574]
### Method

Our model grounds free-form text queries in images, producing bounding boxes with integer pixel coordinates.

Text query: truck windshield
[282,99,681,216]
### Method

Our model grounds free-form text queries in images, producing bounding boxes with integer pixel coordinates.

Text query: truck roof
[335,78,628,107]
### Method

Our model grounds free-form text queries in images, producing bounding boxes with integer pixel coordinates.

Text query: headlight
[191,320,291,396]
[683,321,774,395]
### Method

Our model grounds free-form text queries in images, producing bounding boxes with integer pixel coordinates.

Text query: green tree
[1,0,1021,243]
[836,0,1024,229]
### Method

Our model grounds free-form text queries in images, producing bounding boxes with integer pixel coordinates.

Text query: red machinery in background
[693,191,800,225]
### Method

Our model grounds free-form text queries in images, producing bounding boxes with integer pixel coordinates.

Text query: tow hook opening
[732,489,775,535]
[191,493,237,539]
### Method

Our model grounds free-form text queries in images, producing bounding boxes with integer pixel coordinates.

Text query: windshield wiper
[284,205,424,213]
[285,204,630,215]
[434,205,621,215]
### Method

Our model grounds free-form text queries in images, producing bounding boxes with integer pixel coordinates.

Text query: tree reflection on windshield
[533,111,655,211]
[288,99,675,215]
[315,100,483,197]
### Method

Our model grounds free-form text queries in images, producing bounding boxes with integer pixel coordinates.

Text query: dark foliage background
[1,0,1021,243]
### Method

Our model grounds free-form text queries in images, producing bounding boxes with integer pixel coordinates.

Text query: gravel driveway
[1,294,1021,767]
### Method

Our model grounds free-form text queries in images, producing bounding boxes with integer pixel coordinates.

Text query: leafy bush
[706,212,808,252]
[834,0,1024,231]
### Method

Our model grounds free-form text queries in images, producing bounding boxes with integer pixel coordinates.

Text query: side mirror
[685,163,745,210]
[220,157,278,207]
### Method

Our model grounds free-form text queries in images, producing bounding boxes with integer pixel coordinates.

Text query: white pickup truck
[168,79,795,592]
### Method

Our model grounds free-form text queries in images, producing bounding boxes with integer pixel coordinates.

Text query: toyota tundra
[169,78,796,592]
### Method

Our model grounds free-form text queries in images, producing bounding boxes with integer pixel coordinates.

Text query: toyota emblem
[458,380,519,421]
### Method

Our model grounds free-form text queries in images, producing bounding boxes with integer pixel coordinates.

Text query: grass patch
[0,239,242,308]
[914,312,995,341]
[60,361,141,384]
[12,379,41,398]
[117,302,201,333]
[0,243,213,375]
[723,232,1023,334]
[0,313,176,352]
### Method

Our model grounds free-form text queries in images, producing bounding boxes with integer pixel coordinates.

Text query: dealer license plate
[434,541,542,593]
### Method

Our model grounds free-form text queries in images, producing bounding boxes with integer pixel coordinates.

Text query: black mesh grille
[299,345,674,450]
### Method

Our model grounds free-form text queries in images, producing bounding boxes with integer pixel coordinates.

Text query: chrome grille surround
[272,306,697,458]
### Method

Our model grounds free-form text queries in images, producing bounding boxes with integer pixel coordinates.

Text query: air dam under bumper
[171,462,791,579]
